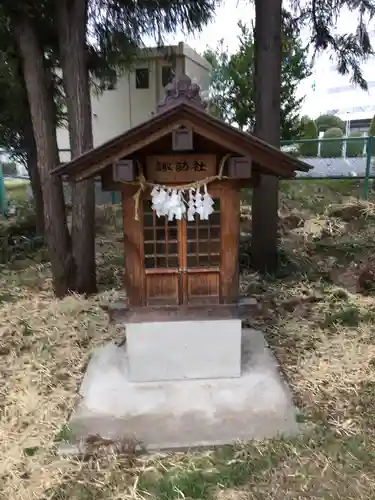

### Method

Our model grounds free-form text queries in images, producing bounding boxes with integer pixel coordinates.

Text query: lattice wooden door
[143,200,180,305]
[179,199,221,305]
[142,199,221,306]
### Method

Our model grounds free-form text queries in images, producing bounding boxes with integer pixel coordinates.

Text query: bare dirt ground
[1,180,375,500]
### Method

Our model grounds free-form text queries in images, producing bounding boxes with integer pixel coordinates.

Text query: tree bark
[23,107,45,237]
[14,16,76,297]
[14,52,45,237]
[251,0,282,273]
[56,0,97,295]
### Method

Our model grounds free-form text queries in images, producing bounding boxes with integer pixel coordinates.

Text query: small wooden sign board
[146,154,216,183]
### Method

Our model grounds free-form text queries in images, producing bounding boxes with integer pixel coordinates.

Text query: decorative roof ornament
[156,74,207,114]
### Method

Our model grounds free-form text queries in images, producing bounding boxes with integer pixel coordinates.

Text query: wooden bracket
[113,159,136,182]
[172,126,193,151]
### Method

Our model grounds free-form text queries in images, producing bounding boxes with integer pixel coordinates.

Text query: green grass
[241,179,366,209]
[42,430,375,499]
[4,178,30,203]
[5,178,29,187]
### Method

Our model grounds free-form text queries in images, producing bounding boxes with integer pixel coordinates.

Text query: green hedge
[299,117,318,157]
[315,114,345,133]
[320,127,344,158]
[346,132,365,157]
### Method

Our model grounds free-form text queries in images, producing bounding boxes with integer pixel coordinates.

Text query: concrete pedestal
[63,329,300,453]
[126,319,242,382]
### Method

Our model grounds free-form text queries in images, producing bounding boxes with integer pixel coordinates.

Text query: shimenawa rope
[120,154,231,220]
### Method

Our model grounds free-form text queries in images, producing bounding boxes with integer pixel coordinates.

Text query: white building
[299,28,375,134]
[57,42,211,162]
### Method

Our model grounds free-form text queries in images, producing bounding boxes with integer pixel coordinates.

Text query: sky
[162,0,251,56]
[160,0,375,120]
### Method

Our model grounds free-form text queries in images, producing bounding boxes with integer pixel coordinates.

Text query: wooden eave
[52,101,312,181]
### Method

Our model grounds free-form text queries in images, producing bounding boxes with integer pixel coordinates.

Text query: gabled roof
[52,77,312,181]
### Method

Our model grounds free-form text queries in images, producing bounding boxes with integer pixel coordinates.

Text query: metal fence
[0,148,122,216]
[1,137,374,215]
[280,136,374,199]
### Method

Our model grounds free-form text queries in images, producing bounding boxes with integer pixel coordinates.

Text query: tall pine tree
[251,0,375,273]
[205,12,311,139]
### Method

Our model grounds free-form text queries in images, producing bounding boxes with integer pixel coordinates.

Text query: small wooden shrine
[53,74,311,310]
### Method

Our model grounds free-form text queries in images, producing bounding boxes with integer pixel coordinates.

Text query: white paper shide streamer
[151,184,214,221]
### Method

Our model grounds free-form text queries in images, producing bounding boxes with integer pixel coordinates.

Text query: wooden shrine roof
[52,75,312,181]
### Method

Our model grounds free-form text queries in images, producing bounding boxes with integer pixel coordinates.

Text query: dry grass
[1,182,375,499]
[4,179,30,203]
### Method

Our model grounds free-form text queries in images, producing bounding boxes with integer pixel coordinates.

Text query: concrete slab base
[65,329,300,452]
[126,319,242,382]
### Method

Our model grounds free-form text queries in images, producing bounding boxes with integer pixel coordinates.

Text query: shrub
[316,114,346,133]
[320,127,344,158]
[299,116,318,157]
[0,201,42,263]
[346,132,365,157]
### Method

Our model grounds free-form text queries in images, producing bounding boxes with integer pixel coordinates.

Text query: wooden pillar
[220,183,240,303]
[122,190,144,306]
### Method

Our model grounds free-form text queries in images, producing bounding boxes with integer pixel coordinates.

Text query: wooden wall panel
[187,272,220,305]
[145,273,180,306]
[220,184,240,303]
[122,191,144,306]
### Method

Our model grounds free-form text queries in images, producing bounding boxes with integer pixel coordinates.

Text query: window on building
[162,66,174,87]
[327,82,375,94]
[136,68,149,89]
[99,69,117,91]
[327,85,354,94]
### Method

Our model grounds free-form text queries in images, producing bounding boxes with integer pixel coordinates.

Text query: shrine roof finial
[156,73,207,113]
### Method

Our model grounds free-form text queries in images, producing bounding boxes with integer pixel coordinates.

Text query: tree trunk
[251,0,282,273]
[14,16,76,297]
[23,108,45,237]
[13,52,45,237]
[56,0,97,295]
